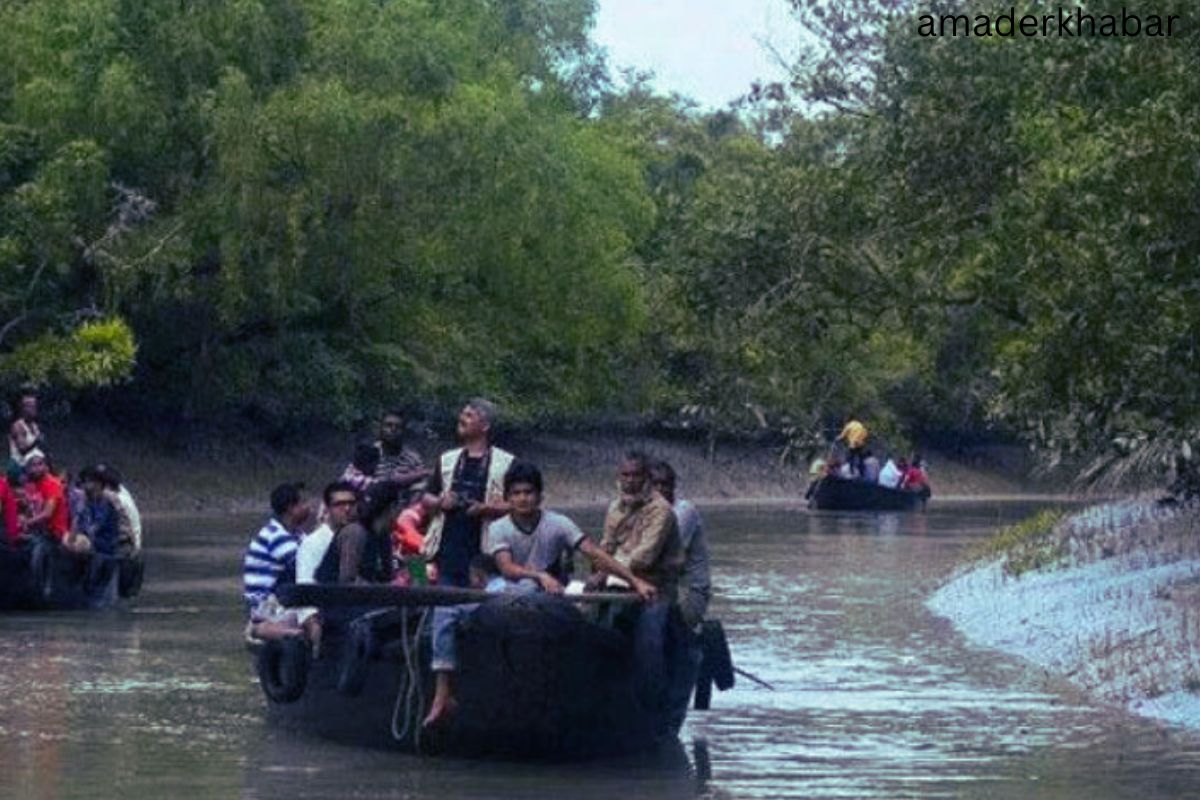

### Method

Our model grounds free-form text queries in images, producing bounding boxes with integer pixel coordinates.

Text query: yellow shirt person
[838,419,868,450]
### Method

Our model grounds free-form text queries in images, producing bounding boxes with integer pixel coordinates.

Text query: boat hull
[0,539,128,610]
[254,592,699,759]
[808,477,928,512]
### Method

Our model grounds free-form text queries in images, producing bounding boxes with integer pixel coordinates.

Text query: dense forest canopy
[1,0,1196,488]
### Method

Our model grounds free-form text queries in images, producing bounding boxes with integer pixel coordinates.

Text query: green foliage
[975,509,1068,577]
[0,0,652,426]
[0,0,1194,474]
[0,317,137,388]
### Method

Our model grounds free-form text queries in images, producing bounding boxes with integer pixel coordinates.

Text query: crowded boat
[805,417,933,511]
[242,399,733,758]
[1,390,144,609]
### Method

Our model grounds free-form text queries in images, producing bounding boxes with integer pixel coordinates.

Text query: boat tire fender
[701,620,735,691]
[258,637,310,704]
[337,621,374,697]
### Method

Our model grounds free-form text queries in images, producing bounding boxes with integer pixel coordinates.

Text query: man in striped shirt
[243,482,311,632]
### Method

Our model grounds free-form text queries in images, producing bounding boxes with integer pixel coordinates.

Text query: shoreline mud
[47,419,1043,514]
[929,499,1200,731]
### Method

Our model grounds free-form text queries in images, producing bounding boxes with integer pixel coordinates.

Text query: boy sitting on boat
[242,482,317,641]
[423,460,656,727]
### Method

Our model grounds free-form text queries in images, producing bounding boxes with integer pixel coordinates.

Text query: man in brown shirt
[589,451,684,600]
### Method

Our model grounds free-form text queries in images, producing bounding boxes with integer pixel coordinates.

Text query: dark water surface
[3,502,1200,799]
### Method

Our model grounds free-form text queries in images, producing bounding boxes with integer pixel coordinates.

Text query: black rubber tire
[29,542,55,603]
[336,622,374,697]
[118,557,144,598]
[701,620,735,691]
[257,637,310,704]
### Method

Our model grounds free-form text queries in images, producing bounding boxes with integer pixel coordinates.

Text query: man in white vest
[421,398,514,588]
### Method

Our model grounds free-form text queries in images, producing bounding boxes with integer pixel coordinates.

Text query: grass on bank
[974,508,1069,577]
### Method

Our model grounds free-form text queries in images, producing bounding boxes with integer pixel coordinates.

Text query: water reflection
[0,503,1199,798]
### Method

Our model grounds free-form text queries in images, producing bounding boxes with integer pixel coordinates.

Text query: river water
[2,501,1199,799]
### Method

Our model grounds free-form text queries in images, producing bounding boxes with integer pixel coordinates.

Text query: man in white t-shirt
[424,460,656,728]
[487,460,656,599]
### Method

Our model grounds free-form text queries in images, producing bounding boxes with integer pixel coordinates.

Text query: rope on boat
[390,607,431,750]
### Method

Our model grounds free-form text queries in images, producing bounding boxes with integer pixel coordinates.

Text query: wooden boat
[0,538,143,611]
[807,476,929,512]
[251,583,732,760]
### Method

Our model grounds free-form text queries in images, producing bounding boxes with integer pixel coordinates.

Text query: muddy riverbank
[929,499,1200,731]
[45,419,1043,514]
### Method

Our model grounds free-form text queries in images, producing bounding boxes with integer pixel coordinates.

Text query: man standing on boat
[421,398,514,588]
[648,460,710,630]
[588,451,684,599]
[837,415,869,477]
[372,409,430,505]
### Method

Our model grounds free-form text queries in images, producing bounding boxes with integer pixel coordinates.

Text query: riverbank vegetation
[1,0,1196,492]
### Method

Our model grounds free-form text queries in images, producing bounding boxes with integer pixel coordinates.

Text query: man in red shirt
[0,477,19,545]
[21,450,69,543]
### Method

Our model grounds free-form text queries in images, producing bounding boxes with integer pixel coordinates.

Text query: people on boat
[19,450,69,544]
[861,450,881,484]
[299,481,392,585]
[0,472,20,546]
[95,464,142,557]
[649,459,710,630]
[67,465,120,558]
[901,455,932,498]
[242,482,311,639]
[424,553,509,727]
[372,409,430,504]
[804,454,829,501]
[587,450,684,599]
[837,415,869,477]
[340,442,381,494]
[421,398,514,589]
[878,455,904,489]
[488,460,656,599]
[390,500,429,586]
[8,390,43,483]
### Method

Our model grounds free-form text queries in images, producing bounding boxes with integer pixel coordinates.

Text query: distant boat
[807,476,929,512]
[251,583,734,759]
[0,539,143,610]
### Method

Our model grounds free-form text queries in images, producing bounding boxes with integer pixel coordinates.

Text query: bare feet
[422,696,458,728]
[423,672,458,728]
